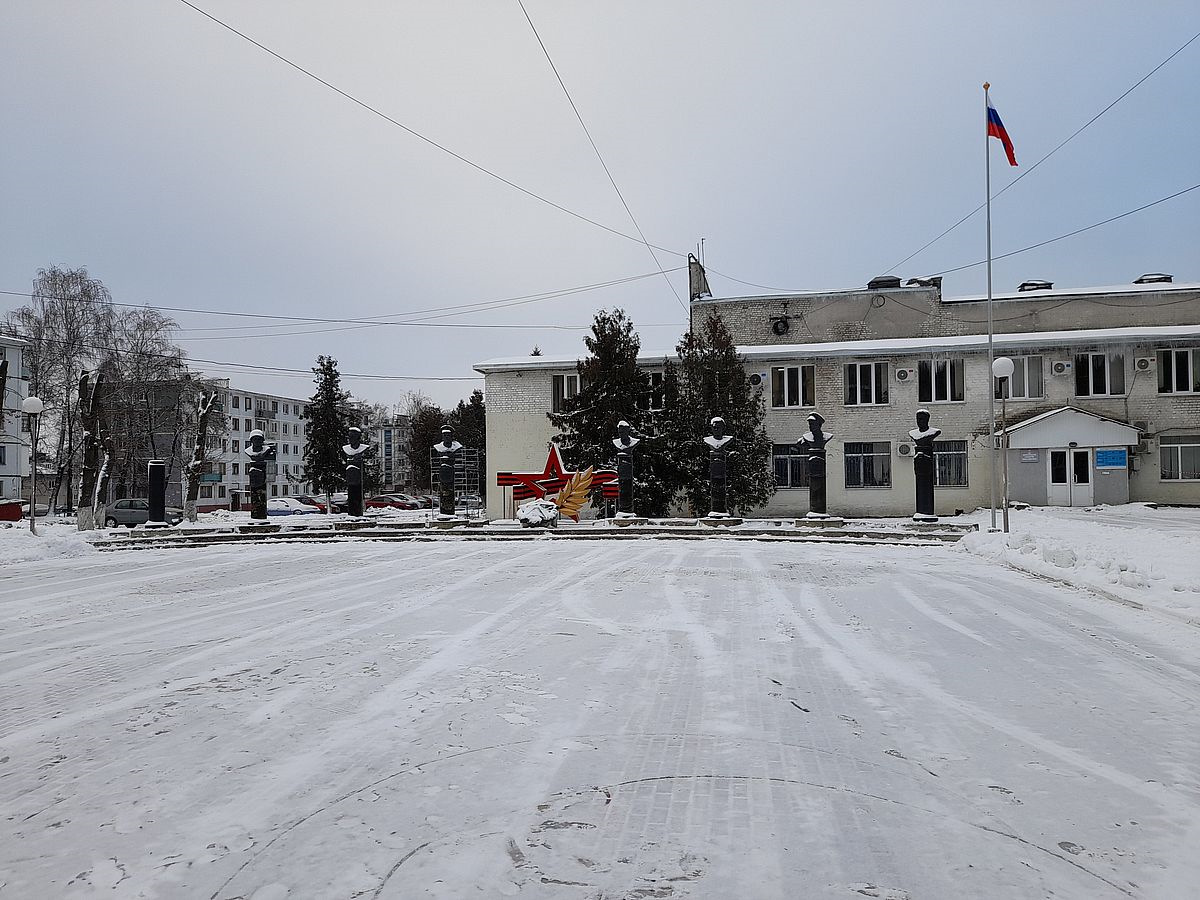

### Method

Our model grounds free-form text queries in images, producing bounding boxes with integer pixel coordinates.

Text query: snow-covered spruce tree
[182,391,219,523]
[548,309,679,516]
[449,389,486,494]
[663,313,774,516]
[303,355,352,511]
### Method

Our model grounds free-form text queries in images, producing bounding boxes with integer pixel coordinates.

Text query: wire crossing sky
[2,2,1197,406]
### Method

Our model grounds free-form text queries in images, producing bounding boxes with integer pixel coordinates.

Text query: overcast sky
[2,1,1197,408]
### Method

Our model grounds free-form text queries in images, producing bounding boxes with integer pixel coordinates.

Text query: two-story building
[476,274,1200,519]
[0,336,31,502]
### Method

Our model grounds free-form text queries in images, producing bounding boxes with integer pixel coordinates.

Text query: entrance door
[1047,448,1094,506]
[1070,448,1094,506]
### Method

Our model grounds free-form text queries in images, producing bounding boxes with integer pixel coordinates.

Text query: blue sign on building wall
[1095,449,1128,469]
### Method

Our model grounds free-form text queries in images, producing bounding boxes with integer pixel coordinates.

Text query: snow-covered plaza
[3,511,1200,898]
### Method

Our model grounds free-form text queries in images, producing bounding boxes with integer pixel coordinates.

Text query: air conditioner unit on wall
[748,372,769,389]
[895,368,915,382]
[1135,357,1155,372]
[1051,360,1073,376]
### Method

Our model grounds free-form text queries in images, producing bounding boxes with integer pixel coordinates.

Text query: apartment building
[476,275,1200,519]
[374,417,413,491]
[200,385,312,511]
[0,336,30,501]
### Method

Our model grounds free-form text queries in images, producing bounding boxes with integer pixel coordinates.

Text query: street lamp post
[991,357,1015,534]
[21,395,44,535]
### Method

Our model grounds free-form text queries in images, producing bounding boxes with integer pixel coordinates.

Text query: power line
[884,29,1200,275]
[515,0,685,311]
[930,181,1200,277]
[174,0,688,261]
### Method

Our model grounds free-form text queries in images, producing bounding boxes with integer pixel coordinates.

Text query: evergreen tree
[548,309,679,516]
[303,355,352,506]
[663,313,775,515]
[448,389,486,495]
[407,402,445,490]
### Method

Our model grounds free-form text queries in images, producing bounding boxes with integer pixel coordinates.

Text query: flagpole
[984,82,997,532]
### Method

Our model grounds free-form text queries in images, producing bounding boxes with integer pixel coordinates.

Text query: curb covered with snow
[959,505,1200,627]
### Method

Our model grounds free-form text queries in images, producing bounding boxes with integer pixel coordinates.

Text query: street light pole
[991,358,1015,534]
[21,395,44,535]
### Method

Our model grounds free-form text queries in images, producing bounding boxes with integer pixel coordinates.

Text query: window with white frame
[270,484,278,497]
[232,462,239,475]
[199,485,213,499]
[844,441,891,487]
[844,363,889,406]
[231,395,240,409]
[933,440,968,486]
[1160,434,1200,481]
[0,446,6,467]
[552,374,580,413]
[771,365,815,408]
[1157,349,1200,394]
[994,355,1044,399]
[1074,351,1126,396]
[218,485,226,498]
[918,358,966,403]
[772,444,809,488]
[231,418,240,431]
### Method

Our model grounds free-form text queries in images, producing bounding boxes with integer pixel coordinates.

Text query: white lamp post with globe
[991,357,1015,533]
[21,395,44,535]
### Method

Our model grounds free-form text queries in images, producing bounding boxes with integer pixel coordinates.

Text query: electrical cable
[929,182,1200,277]
[515,0,685,310]
[883,29,1200,275]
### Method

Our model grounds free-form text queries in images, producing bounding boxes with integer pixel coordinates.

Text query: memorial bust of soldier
[613,420,640,451]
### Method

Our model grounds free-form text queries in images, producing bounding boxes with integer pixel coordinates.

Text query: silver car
[104,498,184,527]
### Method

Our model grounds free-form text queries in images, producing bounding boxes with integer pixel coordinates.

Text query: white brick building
[0,336,31,502]
[476,276,1200,519]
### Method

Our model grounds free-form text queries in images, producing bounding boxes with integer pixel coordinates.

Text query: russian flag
[987,100,1018,167]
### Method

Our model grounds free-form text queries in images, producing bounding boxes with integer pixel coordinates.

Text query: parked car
[365,494,421,510]
[266,498,320,516]
[104,498,183,527]
[292,495,328,512]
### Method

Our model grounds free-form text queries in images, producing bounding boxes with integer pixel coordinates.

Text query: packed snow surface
[3,522,1200,897]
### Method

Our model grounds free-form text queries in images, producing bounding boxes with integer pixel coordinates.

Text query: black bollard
[147,459,167,527]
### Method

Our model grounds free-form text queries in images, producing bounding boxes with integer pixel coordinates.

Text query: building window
[222,440,228,453]
[772,444,809,488]
[0,446,6,467]
[244,418,252,431]
[552,374,580,413]
[244,396,251,409]
[1160,434,1200,481]
[1074,352,1126,397]
[1157,349,1200,394]
[270,484,278,497]
[918,358,966,403]
[933,440,968,487]
[844,441,891,487]
[638,371,665,412]
[218,485,226,498]
[199,485,213,499]
[283,444,289,455]
[294,424,300,435]
[845,363,889,406]
[231,418,240,431]
[232,440,240,453]
[283,403,289,415]
[232,462,239,475]
[282,484,289,496]
[995,355,1044,400]
[270,422,278,434]
[771,365,815,408]
[272,401,279,413]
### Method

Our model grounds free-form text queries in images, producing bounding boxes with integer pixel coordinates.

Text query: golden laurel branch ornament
[554,467,594,521]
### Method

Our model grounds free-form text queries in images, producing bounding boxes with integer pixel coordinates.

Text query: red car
[293,495,328,512]
[365,494,421,510]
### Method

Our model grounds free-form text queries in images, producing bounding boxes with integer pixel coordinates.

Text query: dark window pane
[774,455,789,486]
[1181,445,1200,480]
[1092,354,1107,395]
[919,360,932,403]
[1160,447,1178,480]
[1074,355,1089,396]
[787,367,800,407]
[771,368,785,407]
[860,365,872,404]
[790,456,808,487]
[935,360,948,401]
[1159,350,1174,392]
[845,365,858,405]
[802,366,815,407]
[1050,451,1068,484]
[1073,451,1090,485]
[950,359,965,401]
[1027,357,1043,398]
[875,364,888,404]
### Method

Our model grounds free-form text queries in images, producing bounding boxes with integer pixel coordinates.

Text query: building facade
[200,385,312,511]
[0,336,30,502]
[476,276,1200,519]
[374,417,413,491]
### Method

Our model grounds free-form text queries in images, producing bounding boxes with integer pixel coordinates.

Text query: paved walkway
[3,540,1199,898]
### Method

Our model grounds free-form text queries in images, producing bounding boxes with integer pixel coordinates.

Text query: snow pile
[960,505,1200,622]
[0,522,100,567]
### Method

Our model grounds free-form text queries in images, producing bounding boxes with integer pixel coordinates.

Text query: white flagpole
[984,82,997,531]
